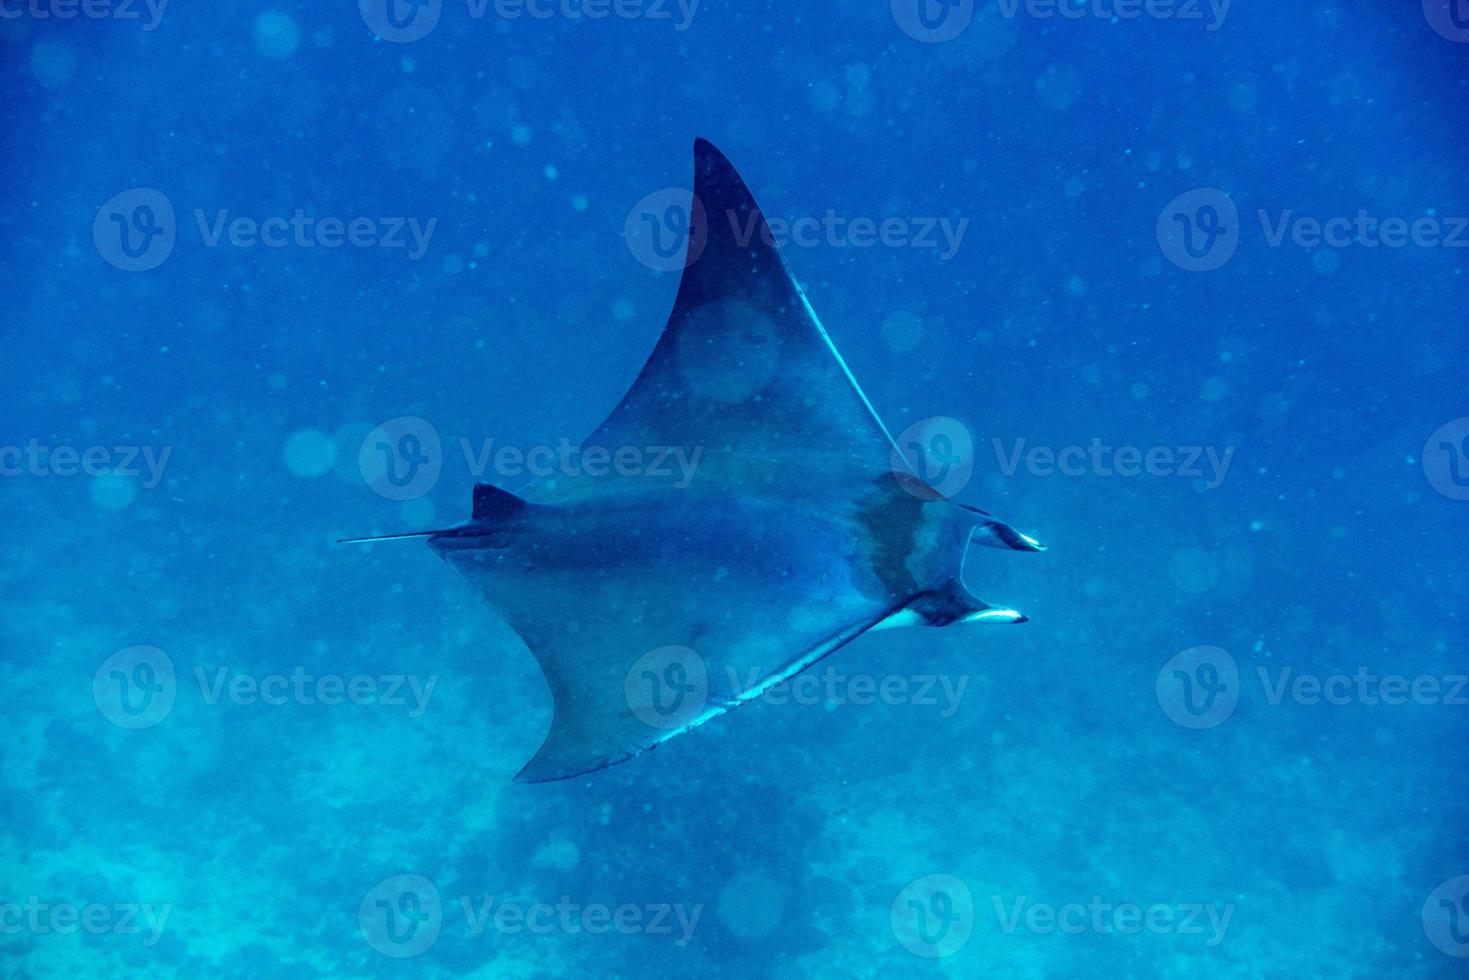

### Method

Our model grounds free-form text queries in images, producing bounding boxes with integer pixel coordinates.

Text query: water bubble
[254,10,302,59]
[284,428,336,477]
[91,473,138,511]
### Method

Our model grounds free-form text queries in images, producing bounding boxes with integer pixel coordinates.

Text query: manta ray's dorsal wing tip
[690,136,903,449]
[540,138,909,500]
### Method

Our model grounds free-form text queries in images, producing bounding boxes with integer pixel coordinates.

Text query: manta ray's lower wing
[526,139,901,503]
[440,491,920,783]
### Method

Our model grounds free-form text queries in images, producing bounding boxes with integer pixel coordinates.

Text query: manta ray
[352,140,1044,782]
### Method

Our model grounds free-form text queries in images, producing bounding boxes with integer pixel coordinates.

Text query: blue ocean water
[3,1,1468,976]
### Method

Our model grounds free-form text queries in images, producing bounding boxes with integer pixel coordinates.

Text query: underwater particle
[1312,250,1340,275]
[845,63,871,89]
[1201,377,1228,402]
[1065,276,1087,297]
[1036,63,1083,111]
[442,253,465,274]
[284,428,336,477]
[530,835,580,871]
[847,88,875,117]
[571,195,589,212]
[511,125,532,146]
[1249,520,1264,532]
[1168,547,1221,595]
[543,164,559,181]
[91,473,139,510]
[1129,381,1150,400]
[28,40,76,89]
[611,297,635,322]
[1228,84,1258,113]
[881,310,924,353]
[717,869,785,940]
[254,10,302,60]
[810,80,841,113]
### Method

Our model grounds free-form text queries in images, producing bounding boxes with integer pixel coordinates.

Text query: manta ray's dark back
[406,139,1045,782]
